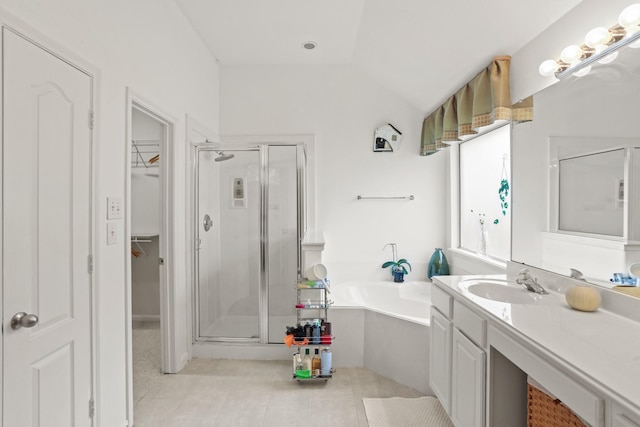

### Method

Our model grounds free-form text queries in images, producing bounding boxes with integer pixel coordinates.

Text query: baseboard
[178,351,189,371]
[132,314,160,322]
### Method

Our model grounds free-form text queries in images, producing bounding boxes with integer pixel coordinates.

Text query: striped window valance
[420,56,533,156]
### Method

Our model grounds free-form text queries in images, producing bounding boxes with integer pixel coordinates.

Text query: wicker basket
[527,384,587,427]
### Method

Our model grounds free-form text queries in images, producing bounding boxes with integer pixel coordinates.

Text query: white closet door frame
[0,13,99,427]
[124,89,179,423]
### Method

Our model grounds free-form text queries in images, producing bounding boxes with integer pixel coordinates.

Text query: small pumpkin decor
[565,285,601,312]
[382,259,412,283]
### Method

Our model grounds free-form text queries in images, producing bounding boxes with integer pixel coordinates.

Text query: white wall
[0,1,220,426]
[221,64,447,282]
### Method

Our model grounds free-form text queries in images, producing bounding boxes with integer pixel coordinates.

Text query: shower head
[214,151,234,162]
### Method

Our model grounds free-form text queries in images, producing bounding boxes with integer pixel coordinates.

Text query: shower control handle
[203,214,213,232]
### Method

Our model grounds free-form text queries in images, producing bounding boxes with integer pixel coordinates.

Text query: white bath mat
[363,396,453,427]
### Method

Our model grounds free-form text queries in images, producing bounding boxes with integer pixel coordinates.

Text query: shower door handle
[203,214,213,232]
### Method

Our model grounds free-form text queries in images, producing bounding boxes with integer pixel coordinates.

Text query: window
[459,125,511,260]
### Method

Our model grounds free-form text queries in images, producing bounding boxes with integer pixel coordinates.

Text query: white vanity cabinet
[451,327,485,427]
[430,284,487,427]
[451,300,487,427]
[431,275,640,427]
[430,307,452,413]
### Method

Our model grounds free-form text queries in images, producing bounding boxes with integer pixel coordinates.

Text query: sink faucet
[516,269,548,294]
[570,268,586,281]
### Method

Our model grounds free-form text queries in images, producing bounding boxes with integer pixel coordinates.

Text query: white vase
[479,225,489,256]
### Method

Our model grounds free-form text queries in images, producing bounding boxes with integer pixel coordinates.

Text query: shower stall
[192,143,306,344]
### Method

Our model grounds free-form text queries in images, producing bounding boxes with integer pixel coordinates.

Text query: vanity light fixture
[539,3,640,79]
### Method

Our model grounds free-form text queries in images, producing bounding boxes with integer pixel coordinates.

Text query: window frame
[448,122,511,270]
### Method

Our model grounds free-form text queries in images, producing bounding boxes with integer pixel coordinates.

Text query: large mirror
[511,44,640,287]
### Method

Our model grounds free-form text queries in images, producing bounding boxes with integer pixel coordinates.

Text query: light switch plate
[107,197,122,220]
[107,223,117,245]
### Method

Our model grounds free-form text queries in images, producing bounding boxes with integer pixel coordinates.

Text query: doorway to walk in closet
[129,103,169,406]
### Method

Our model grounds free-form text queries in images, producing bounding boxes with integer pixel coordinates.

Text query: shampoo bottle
[304,322,312,340]
[312,320,321,344]
[312,348,322,376]
[321,347,332,376]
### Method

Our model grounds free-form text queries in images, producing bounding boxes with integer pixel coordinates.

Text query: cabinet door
[612,403,640,427]
[430,308,452,414]
[451,328,486,427]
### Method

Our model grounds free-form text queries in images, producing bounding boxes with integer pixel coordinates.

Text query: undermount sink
[459,279,540,304]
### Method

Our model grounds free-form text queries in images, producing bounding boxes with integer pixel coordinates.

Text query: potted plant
[382,258,412,283]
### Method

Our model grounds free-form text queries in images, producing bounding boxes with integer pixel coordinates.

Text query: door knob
[203,214,213,232]
[10,312,39,330]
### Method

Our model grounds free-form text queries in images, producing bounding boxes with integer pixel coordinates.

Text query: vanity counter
[432,274,640,418]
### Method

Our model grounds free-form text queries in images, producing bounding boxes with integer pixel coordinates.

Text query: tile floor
[133,358,426,427]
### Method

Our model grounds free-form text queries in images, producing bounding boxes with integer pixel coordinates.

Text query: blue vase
[428,248,449,279]
[393,268,405,283]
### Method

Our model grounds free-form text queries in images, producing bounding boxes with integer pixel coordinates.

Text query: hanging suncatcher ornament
[494,154,510,225]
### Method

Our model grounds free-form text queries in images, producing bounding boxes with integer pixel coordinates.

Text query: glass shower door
[196,148,261,341]
[266,145,299,343]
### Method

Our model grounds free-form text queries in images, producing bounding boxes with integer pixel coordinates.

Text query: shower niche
[231,177,246,208]
[193,143,307,344]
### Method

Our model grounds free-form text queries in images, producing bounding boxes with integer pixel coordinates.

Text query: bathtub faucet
[383,243,397,263]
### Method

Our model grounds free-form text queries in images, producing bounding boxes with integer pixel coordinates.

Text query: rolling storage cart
[290,280,334,382]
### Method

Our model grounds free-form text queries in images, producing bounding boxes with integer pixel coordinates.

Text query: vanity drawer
[432,285,453,319]
[453,300,487,348]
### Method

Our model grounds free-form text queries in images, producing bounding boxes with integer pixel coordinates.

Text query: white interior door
[2,28,93,426]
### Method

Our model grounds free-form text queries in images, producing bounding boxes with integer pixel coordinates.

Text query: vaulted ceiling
[174,0,582,112]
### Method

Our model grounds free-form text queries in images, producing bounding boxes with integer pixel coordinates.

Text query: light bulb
[539,59,559,76]
[560,45,584,63]
[585,27,612,48]
[573,65,592,77]
[619,3,640,28]
[598,51,618,64]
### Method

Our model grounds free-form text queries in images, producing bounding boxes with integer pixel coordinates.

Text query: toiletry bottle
[321,321,331,344]
[304,321,312,340]
[294,353,304,377]
[321,347,332,376]
[293,352,301,375]
[312,348,321,376]
[302,348,312,372]
[312,320,321,344]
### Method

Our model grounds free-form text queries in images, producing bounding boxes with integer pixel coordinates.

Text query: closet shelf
[132,139,160,168]
[131,234,158,242]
